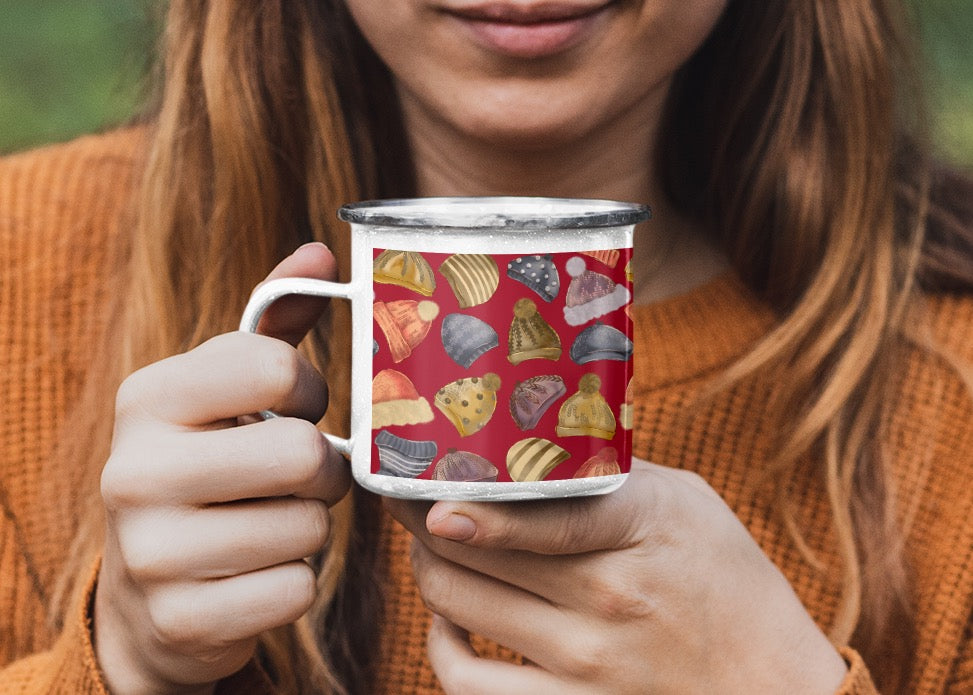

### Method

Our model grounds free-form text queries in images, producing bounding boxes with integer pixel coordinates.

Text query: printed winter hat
[438,254,499,308]
[506,437,570,482]
[556,373,616,440]
[374,299,440,363]
[507,298,562,366]
[432,449,499,483]
[373,249,436,296]
[562,256,631,326]
[580,249,620,268]
[374,430,437,478]
[572,446,622,478]
[569,322,634,364]
[619,377,634,431]
[508,375,567,431]
[371,368,434,429]
[434,373,502,437]
[441,313,499,368]
[506,255,560,302]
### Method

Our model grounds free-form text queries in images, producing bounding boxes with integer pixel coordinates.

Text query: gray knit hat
[441,313,499,368]
[569,323,633,364]
[374,430,437,478]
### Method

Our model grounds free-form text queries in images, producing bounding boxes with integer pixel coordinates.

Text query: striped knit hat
[439,254,499,308]
[373,249,437,296]
[506,437,570,482]
[374,430,437,478]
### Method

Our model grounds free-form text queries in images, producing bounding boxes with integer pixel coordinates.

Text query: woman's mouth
[442,2,616,59]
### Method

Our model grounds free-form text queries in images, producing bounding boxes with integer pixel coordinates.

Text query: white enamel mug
[239,197,649,501]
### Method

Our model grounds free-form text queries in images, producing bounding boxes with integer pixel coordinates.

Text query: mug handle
[238,276,356,457]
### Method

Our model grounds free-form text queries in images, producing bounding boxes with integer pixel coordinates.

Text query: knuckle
[411,546,452,616]
[255,338,302,406]
[278,562,317,615]
[100,450,145,510]
[300,498,332,547]
[435,661,479,694]
[550,499,597,550]
[113,513,180,583]
[562,631,616,682]
[583,567,656,622]
[118,536,167,583]
[147,591,202,649]
[114,367,155,422]
[272,418,325,487]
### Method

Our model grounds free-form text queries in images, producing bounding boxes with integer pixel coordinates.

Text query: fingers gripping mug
[240,197,649,501]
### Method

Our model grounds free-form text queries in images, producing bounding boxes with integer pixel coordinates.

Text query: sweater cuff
[835,646,879,694]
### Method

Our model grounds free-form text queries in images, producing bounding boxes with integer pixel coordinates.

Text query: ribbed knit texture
[2,131,972,693]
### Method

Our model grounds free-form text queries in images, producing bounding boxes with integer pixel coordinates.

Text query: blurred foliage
[0,1,155,154]
[0,1,970,167]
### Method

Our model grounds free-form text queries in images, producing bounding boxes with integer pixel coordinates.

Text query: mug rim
[338,196,651,229]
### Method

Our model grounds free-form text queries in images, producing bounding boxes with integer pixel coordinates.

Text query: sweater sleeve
[0,557,280,694]
[835,647,879,694]
[946,614,973,693]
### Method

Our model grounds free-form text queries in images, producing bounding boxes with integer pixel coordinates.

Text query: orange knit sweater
[1,131,971,694]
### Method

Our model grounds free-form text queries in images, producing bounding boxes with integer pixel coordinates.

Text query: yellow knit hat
[556,373,616,440]
[507,298,562,365]
[434,373,502,437]
[373,249,437,296]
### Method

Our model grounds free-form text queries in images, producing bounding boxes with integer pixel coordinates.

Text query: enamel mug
[239,197,649,501]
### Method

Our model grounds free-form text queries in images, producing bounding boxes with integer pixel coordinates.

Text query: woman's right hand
[94,243,351,694]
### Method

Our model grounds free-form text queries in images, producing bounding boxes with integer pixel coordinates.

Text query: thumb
[253,242,339,347]
[422,459,659,554]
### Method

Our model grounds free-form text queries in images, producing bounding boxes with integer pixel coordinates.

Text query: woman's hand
[94,243,350,694]
[387,459,849,695]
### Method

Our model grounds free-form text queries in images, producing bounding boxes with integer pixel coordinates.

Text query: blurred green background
[0,1,971,167]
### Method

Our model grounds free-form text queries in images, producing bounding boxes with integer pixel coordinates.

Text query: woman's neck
[400,89,729,304]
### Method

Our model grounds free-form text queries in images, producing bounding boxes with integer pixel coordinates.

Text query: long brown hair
[660,1,973,691]
[54,0,972,693]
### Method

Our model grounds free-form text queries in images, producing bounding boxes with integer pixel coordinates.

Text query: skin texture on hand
[94,244,351,694]
[387,459,849,695]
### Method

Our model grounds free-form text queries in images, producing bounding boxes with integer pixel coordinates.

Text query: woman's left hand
[386,458,849,695]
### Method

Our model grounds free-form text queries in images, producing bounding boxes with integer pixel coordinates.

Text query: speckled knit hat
[562,256,631,326]
[373,299,440,363]
[373,249,437,296]
[556,373,616,440]
[441,313,499,368]
[507,298,562,366]
[506,255,560,302]
[438,254,500,308]
[434,373,502,437]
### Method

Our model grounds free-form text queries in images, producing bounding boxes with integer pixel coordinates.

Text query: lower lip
[450,11,606,59]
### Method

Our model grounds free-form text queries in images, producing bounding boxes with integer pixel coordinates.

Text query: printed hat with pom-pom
[562,256,631,326]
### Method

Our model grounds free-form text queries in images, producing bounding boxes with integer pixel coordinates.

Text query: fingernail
[296,241,327,252]
[428,512,477,542]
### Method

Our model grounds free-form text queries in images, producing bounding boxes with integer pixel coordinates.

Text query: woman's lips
[443,2,614,59]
